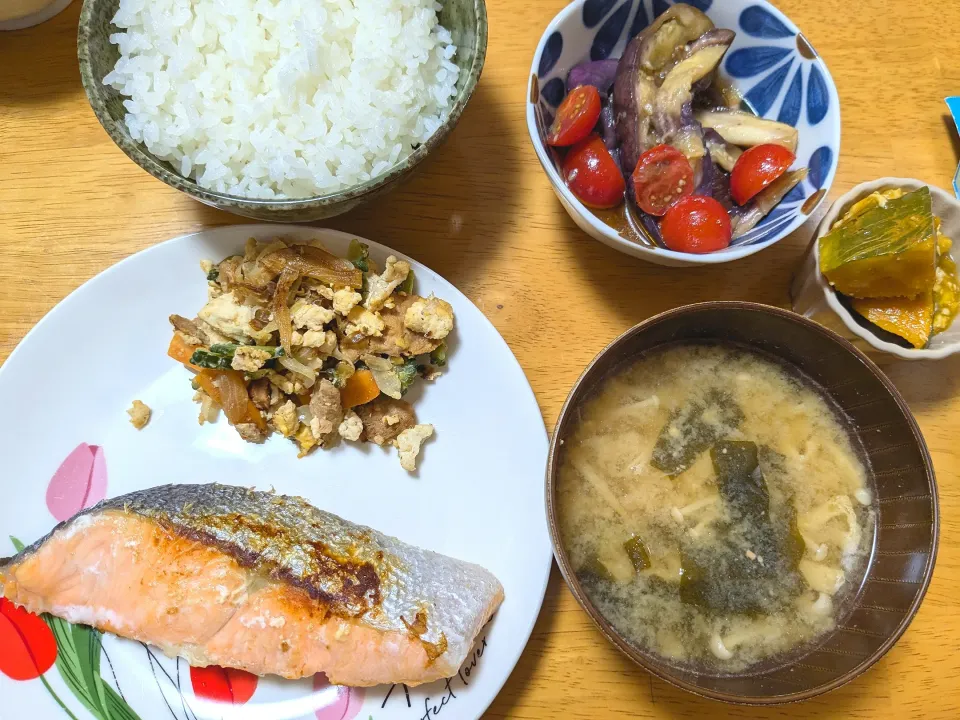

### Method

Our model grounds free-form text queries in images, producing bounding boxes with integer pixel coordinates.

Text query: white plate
[0,226,552,720]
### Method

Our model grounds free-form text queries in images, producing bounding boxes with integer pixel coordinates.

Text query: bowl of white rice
[78,0,487,221]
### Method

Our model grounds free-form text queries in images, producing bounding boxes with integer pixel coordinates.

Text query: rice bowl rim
[77,0,488,209]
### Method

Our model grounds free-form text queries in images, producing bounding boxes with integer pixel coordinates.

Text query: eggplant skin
[613,38,657,178]
[612,4,717,176]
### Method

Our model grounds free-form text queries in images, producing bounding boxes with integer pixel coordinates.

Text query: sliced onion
[255,239,289,264]
[279,355,317,387]
[297,405,314,424]
[217,370,251,425]
[362,354,402,399]
[274,266,299,355]
[260,245,362,288]
[295,349,327,371]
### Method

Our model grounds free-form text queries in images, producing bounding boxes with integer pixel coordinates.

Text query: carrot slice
[168,333,204,371]
[340,369,381,408]
[195,370,222,403]
[246,400,268,431]
[197,369,267,430]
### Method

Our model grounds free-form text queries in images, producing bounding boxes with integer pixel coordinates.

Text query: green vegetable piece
[206,267,220,282]
[430,341,448,367]
[623,536,652,573]
[398,267,416,295]
[651,389,744,476]
[347,239,370,273]
[190,344,284,370]
[397,357,419,395]
[578,556,615,584]
[711,440,769,519]
[189,349,233,369]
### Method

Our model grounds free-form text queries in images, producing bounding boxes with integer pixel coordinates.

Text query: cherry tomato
[546,85,602,147]
[562,134,626,209]
[631,144,695,216]
[730,143,796,205]
[660,195,732,254]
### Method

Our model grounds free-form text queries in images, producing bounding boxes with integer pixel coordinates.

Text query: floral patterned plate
[0,225,552,720]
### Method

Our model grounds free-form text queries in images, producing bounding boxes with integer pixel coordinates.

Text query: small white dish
[791,177,960,360]
[526,0,841,267]
[0,0,73,30]
[0,225,552,720]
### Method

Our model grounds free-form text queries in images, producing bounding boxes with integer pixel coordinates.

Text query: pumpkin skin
[820,187,936,299]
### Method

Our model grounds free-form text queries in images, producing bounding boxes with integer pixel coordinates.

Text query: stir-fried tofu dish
[167,238,453,471]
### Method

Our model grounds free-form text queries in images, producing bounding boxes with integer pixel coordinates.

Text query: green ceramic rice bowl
[78,0,487,222]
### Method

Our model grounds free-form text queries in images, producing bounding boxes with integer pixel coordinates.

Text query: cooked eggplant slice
[731,168,808,239]
[613,3,716,175]
[695,109,799,153]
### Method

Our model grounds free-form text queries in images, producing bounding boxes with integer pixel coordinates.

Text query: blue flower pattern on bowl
[531,0,840,250]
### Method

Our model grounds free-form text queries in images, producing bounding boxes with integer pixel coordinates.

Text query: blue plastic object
[947,97,960,199]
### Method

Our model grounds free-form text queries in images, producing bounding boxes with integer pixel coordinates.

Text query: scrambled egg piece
[194,390,219,425]
[272,400,299,438]
[294,424,318,457]
[365,256,411,311]
[333,288,362,315]
[231,346,272,372]
[396,424,434,472]
[199,292,265,343]
[338,410,363,441]
[345,307,385,337]
[291,301,335,331]
[265,370,300,395]
[292,329,337,352]
[127,400,151,429]
[404,295,454,340]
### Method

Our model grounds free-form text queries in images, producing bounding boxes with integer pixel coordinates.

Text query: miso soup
[556,344,875,671]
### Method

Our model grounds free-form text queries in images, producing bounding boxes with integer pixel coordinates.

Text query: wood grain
[2,0,959,716]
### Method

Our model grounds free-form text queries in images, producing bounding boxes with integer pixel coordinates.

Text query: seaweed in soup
[650,388,744,476]
[712,440,769,518]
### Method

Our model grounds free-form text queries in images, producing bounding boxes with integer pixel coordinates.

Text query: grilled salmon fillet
[0,483,503,686]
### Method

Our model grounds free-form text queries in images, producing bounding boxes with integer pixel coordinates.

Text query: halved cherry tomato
[562,134,625,209]
[631,144,695,216]
[546,85,602,147]
[660,195,732,254]
[730,143,796,205]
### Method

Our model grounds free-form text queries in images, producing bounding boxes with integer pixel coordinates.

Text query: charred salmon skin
[0,483,503,686]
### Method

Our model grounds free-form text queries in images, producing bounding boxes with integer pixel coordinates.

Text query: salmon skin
[0,483,504,686]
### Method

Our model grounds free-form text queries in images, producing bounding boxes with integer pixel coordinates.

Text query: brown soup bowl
[545,302,938,704]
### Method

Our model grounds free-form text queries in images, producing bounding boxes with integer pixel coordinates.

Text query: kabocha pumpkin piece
[851,294,934,349]
[819,187,936,298]
[934,232,960,335]
[830,188,904,230]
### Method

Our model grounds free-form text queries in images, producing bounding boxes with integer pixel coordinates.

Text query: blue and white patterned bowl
[526,0,841,267]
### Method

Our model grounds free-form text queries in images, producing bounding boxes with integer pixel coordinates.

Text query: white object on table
[0,0,73,30]
[947,97,960,199]
[0,225,553,720]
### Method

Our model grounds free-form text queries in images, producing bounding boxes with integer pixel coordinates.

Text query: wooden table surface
[2,0,959,717]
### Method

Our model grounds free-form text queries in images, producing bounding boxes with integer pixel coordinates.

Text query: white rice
[102,0,459,199]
